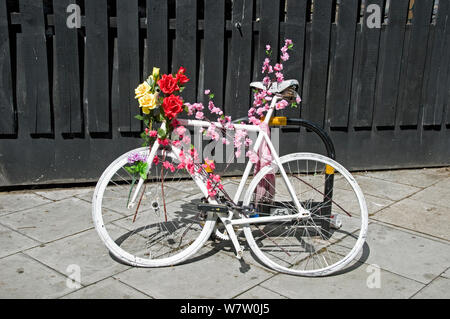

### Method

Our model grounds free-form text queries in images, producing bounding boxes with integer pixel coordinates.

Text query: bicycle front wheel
[242,152,368,276]
[92,147,216,267]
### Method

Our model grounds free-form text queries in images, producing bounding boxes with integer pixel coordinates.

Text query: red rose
[176,73,190,85]
[177,67,186,75]
[162,95,184,119]
[158,74,180,95]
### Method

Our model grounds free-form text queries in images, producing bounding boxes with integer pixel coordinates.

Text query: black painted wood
[422,1,450,126]
[147,0,169,74]
[226,0,253,119]
[352,0,384,128]
[117,0,141,133]
[399,0,434,126]
[85,0,110,134]
[303,0,333,128]
[53,0,82,135]
[175,0,197,103]
[0,0,449,187]
[0,0,14,135]
[373,0,409,127]
[204,0,225,109]
[19,0,52,135]
[327,0,359,128]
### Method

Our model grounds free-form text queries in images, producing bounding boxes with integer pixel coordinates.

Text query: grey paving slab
[362,168,448,188]
[433,176,450,189]
[338,175,421,202]
[260,263,424,299]
[114,247,274,299]
[34,187,94,201]
[337,222,450,284]
[412,277,450,299]
[0,224,39,258]
[235,285,288,299]
[441,268,450,279]
[25,227,130,286]
[61,277,150,299]
[372,198,450,241]
[0,197,122,243]
[0,192,52,216]
[0,253,73,299]
[410,184,450,209]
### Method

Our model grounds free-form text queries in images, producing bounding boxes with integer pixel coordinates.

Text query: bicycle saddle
[250,79,299,94]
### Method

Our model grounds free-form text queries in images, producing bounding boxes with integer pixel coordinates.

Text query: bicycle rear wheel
[92,147,216,267]
[242,152,368,276]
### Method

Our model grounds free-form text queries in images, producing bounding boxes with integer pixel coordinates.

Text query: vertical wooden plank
[373,0,409,127]
[53,0,82,134]
[225,0,253,119]
[303,0,333,128]
[284,0,307,91]
[352,0,384,128]
[204,0,225,107]
[19,0,52,135]
[282,0,307,120]
[399,0,434,126]
[327,0,359,128]
[258,0,280,63]
[117,0,141,132]
[0,0,15,134]
[175,0,197,103]
[423,0,450,126]
[85,0,110,134]
[147,0,169,74]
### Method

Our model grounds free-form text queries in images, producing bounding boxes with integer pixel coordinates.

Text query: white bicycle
[92,80,368,276]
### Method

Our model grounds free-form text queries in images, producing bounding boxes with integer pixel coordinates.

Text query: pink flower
[246,151,259,164]
[296,95,302,103]
[274,63,283,72]
[210,174,221,183]
[158,138,170,146]
[276,100,289,110]
[266,44,271,51]
[245,138,253,147]
[148,130,158,137]
[195,112,205,120]
[182,135,191,145]
[249,116,261,125]
[153,156,159,165]
[276,72,284,83]
[172,140,181,147]
[204,89,210,95]
[194,103,204,111]
[163,161,175,172]
[281,52,290,61]
[175,125,186,136]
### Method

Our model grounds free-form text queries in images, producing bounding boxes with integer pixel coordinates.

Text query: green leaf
[208,93,215,100]
[158,127,166,139]
[135,114,144,121]
[288,43,294,50]
[179,86,186,92]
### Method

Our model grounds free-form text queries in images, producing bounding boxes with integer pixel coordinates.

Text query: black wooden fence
[0,0,449,187]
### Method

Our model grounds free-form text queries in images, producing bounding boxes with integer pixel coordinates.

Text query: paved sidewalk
[0,167,449,299]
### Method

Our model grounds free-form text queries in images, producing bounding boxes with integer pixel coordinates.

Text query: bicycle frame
[128,94,311,258]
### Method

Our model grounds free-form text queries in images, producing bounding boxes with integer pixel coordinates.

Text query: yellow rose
[152,67,160,81]
[135,82,151,99]
[138,93,158,114]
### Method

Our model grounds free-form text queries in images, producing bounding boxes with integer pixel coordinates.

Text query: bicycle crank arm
[230,211,310,226]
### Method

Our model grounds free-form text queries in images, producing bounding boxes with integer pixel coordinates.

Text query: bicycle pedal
[197,203,229,214]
